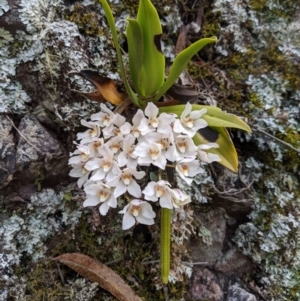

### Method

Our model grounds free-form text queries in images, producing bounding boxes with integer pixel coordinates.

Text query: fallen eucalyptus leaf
[52,253,143,301]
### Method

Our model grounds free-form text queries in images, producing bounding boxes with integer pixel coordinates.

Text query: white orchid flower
[119,199,156,230]
[138,102,175,135]
[170,189,192,209]
[174,134,198,160]
[105,135,123,155]
[84,145,120,182]
[69,144,92,164]
[69,163,90,188]
[107,167,145,198]
[173,102,207,137]
[134,141,166,169]
[102,113,128,139]
[143,180,174,209]
[175,158,204,185]
[144,132,177,162]
[197,143,221,163]
[91,103,115,128]
[117,134,137,168]
[77,120,101,144]
[83,182,117,215]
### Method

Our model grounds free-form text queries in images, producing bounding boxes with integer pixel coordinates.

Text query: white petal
[99,202,109,215]
[145,102,158,118]
[122,212,135,230]
[128,180,142,198]
[84,158,101,171]
[136,215,154,225]
[114,182,127,197]
[160,193,173,209]
[83,196,100,207]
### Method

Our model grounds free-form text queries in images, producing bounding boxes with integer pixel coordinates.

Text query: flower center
[181,164,189,176]
[111,142,121,153]
[149,118,158,128]
[103,114,111,126]
[183,117,194,128]
[130,205,140,217]
[149,147,159,160]
[132,126,141,137]
[101,160,112,172]
[122,173,132,185]
[155,185,166,197]
[98,189,109,201]
[176,140,188,153]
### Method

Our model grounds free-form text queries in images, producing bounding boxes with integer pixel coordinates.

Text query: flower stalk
[160,207,171,284]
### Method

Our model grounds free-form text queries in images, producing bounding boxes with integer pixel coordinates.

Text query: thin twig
[253,125,300,154]
[5,115,41,153]
[55,261,65,285]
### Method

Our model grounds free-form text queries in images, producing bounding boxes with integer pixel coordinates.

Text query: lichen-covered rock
[0,115,16,188]
[186,267,224,301]
[212,163,254,221]
[15,114,67,184]
[227,284,257,301]
[189,208,226,264]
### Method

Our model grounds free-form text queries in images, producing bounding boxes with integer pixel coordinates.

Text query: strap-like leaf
[127,19,145,96]
[154,37,217,102]
[99,0,141,107]
[159,104,252,133]
[193,128,239,172]
[137,0,165,98]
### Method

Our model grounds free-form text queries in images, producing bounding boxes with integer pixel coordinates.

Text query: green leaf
[154,37,217,102]
[63,192,72,201]
[193,128,239,172]
[137,0,165,98]
[126,19,145,96]
[159,104,252,133]
[99,0,141,107]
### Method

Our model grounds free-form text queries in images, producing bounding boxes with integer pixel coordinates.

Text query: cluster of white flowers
[69,102,220,230]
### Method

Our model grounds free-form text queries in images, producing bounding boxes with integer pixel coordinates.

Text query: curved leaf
[159,104,252,133]
[137,0,165,97]
[126,19,144,96]
[154,37,217,101]
[193,128,238,172]
[52,253,143,301]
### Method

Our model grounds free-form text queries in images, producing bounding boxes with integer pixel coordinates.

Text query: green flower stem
[160,207,171,284]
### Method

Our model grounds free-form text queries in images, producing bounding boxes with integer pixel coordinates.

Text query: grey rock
[186,268,224,301]
[227,285,256,301]
[0,115,16,188]
[215,247,254,275]
[189,208,226,264]
[15,114,68,183]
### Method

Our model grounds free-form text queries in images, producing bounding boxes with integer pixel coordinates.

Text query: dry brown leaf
[70,70,125,106]
[52,253,143,301]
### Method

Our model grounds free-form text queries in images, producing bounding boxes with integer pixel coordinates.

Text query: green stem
[99,0,141,107]
[160,208,171,284]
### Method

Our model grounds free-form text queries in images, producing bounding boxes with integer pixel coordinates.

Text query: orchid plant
[69,0,251,285]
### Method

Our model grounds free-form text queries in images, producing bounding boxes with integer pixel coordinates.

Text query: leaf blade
[154,37,217,101]
[126,19,144,96]
[137,0,165,97]
[52,253,143,301]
